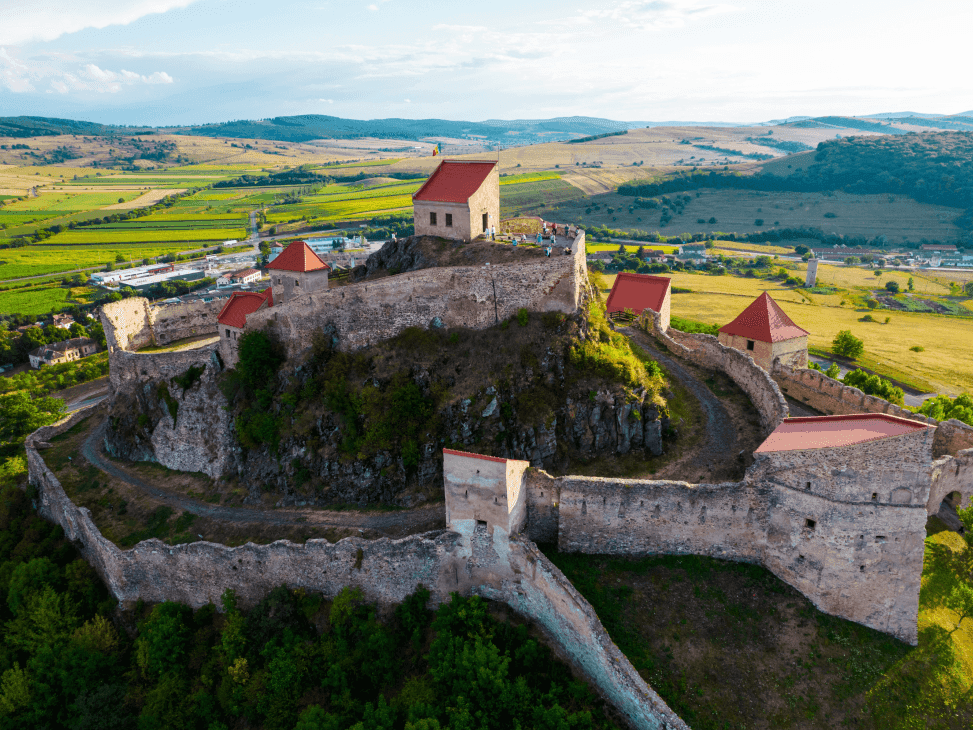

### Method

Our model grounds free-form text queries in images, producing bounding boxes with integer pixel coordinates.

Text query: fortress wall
[929,449,973,513]
[760,483,926,645]
[747,428,935,507]
[772,363,973,457]
[642,314,787,435]
[149,299,223,344]
[101,298,154,352]
[108,347,217,394]
[30,413,686,730]
[248,233,588,359]
[556,475,763,562]
[524,469,561,544]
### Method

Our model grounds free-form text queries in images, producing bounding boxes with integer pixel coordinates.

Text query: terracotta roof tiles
[755,414,930,453]
[605,273,671,315]
[719,291,809,343]
[412,160,497,204]
[217,291,271,329]
[266,241,330,273]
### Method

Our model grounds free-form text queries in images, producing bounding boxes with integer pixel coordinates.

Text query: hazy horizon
[1,0,971,127]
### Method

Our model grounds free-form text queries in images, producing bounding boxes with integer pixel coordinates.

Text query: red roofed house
[412,160,499,241]
[217,287,273,366]
[266,240,330,305]
[718,291,808,371]
[605,273,671,330]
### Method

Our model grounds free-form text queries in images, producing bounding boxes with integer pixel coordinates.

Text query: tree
[0,392,65,456]
[885,280,900,293]
[965,281,973,297]
[844,256,860,265]
[909,276,915,292]
[832,330,864,359]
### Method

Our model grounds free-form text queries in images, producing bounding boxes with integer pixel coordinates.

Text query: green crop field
[4,191,143,212]
[43,228,247,245]
[499,178,586,214]
[0,242,204,280]
[266,193,413,224]
[138,212,248,221]
[500,171,561,185]
[0,284,69,314]
[305,183,422,203]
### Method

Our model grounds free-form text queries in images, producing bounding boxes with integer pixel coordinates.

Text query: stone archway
[935,491,966,533]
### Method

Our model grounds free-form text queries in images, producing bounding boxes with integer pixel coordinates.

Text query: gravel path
[81,418,444,536]
[621,327,741,480]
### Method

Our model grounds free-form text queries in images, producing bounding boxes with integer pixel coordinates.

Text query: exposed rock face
[105,347,665,507]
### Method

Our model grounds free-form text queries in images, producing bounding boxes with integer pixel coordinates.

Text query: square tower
[443,449,530,537]
[412,161,499,242]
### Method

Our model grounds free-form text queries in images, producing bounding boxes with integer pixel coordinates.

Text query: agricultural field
[0,283,70,315]
[499,178,586,217]
[556,188,964,243]
[42,227,247,245]
[0,242,204,280]
[2,190,143,211]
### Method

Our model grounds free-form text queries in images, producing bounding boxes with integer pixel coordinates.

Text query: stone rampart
[247,233,587,359]
[772,363,973,458]
[28,410,686,730]
[101,297,222,353]
[639,312,787,436]
[108,346,217,394]
[528,462,925,645]
[929,449,973,513]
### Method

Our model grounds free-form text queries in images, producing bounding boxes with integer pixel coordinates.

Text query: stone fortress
[27,161,973,730]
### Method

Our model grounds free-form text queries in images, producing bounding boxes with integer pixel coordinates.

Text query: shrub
[517,308,528,327]
[842,369,904,406]
[832,330,864,358]
[885,280,899,293]
[754,219,764,226]
[910,345,924,352]
[918,393,973,426]
[860,314,875,322]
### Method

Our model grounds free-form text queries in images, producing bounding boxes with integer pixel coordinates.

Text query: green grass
[0,242,201,280]
[499,178,586,214]
[545,539,973,730]
[0,284,69,314]
[266,194,413,224]
[3,192,142,212]
[42,228,247,245]
[500,171,561,185]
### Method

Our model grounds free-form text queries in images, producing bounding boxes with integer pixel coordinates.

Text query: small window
[430,212,437,226]
[482,212,488,231]
[746,340,755,351]
[871,493,878,501]
[445,213,453,227]
[806,482,811,490]
[225,329,230,337]
[295,279,300,286]
[805,518,816,530]
[860,565,865,572]
[476,519,487,528]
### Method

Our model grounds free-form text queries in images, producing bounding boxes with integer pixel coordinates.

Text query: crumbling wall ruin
[101,297,222,353]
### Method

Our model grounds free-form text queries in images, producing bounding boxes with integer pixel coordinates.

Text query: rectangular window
[226,329,230,337]
[746,340,755,351]
[445,213,453,227]
[482,213,488,231]
[430,212,437,226]
[805,518,816,530]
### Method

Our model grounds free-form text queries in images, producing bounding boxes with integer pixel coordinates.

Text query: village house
[412,160,500,241]
[605,273,671,330]
[52,313,75,330]
[29,337,98,369]
[718,291,808,371]
[225,268,261,286]
[216,289,273,366]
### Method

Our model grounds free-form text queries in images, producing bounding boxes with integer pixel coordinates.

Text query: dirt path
[621,326,750,482]
[81,418,445,537]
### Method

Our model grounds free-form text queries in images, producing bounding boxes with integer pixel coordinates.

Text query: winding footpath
[80,418,445,536]
[620,326,741,478]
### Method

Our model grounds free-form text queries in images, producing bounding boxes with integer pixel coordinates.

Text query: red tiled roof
[216,291,271,329]
[921,244,957,251]
[442,448,532,465]
[605,273,671,315]
[266,241,330,273]
[719,292,809,343]
[231,268,259,279]
[412,160,497,204]
[262,286,273,307]
[755,414,930,453]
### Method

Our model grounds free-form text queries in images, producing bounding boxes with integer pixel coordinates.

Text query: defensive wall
[524,422,936,646]
[772,362,973,458]
[101,297,222,353]
[638,310,788,436]
[244,232,587,360]
[28,414,687,730]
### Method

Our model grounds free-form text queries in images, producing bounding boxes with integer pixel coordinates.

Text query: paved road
[621,327,740,477]
[81,417,444,536]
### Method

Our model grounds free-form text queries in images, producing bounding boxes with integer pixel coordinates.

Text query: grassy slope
[546,529,973,729]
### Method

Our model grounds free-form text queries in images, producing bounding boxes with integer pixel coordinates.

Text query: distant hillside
[0,116,152,138]
[169,115,637,144]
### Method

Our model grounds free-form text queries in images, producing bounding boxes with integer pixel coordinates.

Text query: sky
[0,0,971,126]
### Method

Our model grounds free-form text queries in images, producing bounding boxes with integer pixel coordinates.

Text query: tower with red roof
[412,160,499,241]
[266,240,330,305]
[216,287,274,366]
[717,291,809,371]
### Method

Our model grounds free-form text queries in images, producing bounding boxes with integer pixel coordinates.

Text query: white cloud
[367,4,378,11]
[576,0,736,31]
[0,0,199,46]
